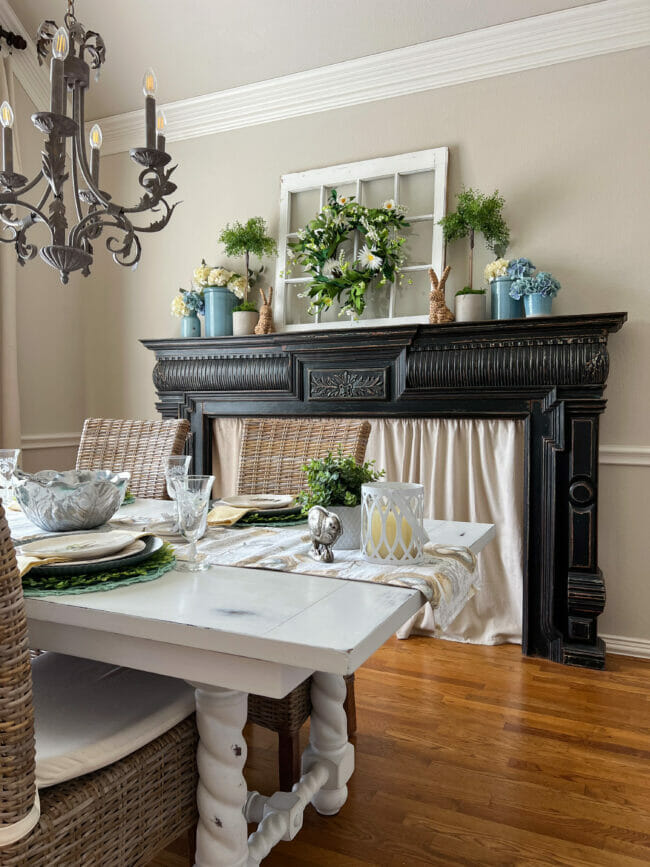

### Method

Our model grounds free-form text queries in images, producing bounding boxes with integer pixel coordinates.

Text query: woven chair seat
[248,680,312,733]
[0,717,197,866]
[76,417,190,500]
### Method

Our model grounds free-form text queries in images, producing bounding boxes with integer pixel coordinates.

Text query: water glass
[165,454,191,500]
[0,448,20,508]
[175,475,214,572]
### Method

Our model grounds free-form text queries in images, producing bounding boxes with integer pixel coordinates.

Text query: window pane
[360,176,394,209]
[285,282,313,325]
[394,268,431,317]
[402,219,434,266]
[289,188,320,233]
[399,169,435,216]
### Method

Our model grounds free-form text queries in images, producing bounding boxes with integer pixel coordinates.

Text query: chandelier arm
[0,199,54,240]
[71,87,111,211]
[72,87,170,217]
[70,135,86,224]
[2,170,47,199]
[129,198,178,233]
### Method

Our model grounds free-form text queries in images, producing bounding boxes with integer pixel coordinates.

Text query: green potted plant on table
[439,188,510,322]
[297,449,384,549]
[218,217,277,336]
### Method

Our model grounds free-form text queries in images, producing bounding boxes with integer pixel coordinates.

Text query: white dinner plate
[221,495,296,511]
[20,530,137,562]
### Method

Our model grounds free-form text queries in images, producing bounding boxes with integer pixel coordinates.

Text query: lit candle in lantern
[362,482,425,563]
[0,101,14,173]
[89,123,102,184]
[142,68,157,149]
[155,108,167,152]
[50,26,69,116]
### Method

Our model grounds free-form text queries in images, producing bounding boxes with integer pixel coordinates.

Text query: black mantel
[143,312,627,670]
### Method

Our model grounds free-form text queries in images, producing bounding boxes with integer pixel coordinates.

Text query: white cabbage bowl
[14,469,130,532]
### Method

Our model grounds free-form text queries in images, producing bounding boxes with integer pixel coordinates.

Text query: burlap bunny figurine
[254,286,274,334]
[428,266,455,323]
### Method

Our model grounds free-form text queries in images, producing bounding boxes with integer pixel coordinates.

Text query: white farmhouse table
[12,506,495,866]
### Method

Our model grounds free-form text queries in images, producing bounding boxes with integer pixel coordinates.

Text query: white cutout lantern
[361,482,426,564]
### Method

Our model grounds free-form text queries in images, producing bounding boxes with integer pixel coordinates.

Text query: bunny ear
[267,286,273,304]
[259,286,267,305]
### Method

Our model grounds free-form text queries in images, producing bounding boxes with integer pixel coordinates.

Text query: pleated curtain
[211,416,524,646]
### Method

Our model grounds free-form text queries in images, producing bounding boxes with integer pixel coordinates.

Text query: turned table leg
[301,672,355,816]
[192,685,249,867]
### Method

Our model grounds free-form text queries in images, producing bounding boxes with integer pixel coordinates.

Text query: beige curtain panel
[0,59,21,448]
[211,417,524,647]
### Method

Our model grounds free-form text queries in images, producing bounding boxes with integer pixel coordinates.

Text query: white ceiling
[9,0,600,120]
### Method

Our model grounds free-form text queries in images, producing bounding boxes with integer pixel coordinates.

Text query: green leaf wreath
[288,190,409,318]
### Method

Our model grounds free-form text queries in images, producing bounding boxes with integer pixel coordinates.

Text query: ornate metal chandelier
[0,0,177,283]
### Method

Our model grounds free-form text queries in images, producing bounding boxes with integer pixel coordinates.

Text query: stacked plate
[21,530,164,577]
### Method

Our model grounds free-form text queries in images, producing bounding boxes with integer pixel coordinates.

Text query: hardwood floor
[149,639,650,866]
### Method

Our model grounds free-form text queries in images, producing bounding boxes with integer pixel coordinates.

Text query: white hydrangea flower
[358,245,383,271]
[170,294,189,318]
[484,258,510,282]
[228,275,248,299]
[208,267,233,287]
[193,264,211,287]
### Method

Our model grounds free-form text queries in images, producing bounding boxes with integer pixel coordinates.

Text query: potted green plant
[509,267,561,317]
[439,188,510,323]
[296,449,384,549]
[218,217,277,336]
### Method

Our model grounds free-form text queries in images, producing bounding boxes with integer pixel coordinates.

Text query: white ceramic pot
[455,292,486,322]
[331,505,361,550]
[232,310,258,336]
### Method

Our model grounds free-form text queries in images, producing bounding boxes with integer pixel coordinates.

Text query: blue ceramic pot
[180,312,201,338]
[204,286,237,337]
[490,277,523,319]
[524,293,553,317]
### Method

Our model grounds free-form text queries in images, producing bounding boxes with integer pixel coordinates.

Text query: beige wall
[17,47,650,645]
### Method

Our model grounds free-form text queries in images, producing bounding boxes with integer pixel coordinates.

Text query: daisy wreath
[288,189,409,318]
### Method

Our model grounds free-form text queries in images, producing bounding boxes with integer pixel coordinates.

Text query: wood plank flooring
[149,639,650,866]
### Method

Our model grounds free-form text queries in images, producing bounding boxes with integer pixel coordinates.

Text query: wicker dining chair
[240,417,371,791]
[0,504,198,866]
[76,417,190,500]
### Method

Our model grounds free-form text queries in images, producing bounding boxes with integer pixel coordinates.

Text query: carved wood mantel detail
[143,312,627,670]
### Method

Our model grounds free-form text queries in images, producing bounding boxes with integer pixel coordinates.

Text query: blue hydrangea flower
[509,271,561,299]
[507,257,536,279]
[181,288,205,315]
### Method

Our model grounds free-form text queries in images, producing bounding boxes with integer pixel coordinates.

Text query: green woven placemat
[22,543,176,596]
[239,511,307,527]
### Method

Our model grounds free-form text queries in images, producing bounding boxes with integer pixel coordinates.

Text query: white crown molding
[599,445,650,467]
[21,432,81,450]
[1,1,648,154]
[0,0,50,111]
[602,634,650,659]
[86,0,650,155]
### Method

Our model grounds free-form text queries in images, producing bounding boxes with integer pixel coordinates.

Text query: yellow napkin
[16,554,67,578]
[206,504,249,527]
[7,501,21,512]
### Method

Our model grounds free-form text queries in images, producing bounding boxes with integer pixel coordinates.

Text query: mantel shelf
[143,311,627,671]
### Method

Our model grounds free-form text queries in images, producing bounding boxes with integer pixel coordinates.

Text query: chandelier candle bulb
[156,109,166,152]
[50,25,69,115]
[142,68,157,149]
[0,101,14,173]
[89,124,102,184]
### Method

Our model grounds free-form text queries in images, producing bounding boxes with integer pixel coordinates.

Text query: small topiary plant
[296,448,384,514]
[218,216,277,306]
[439,188,510,292]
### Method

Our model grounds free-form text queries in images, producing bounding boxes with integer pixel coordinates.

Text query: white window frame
[274,147,448,332]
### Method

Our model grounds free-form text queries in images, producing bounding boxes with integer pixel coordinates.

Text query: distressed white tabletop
[12,501,494,697]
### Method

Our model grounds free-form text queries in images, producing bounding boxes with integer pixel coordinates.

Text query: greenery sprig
[288,190,409,318]
[296,448,384,514]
